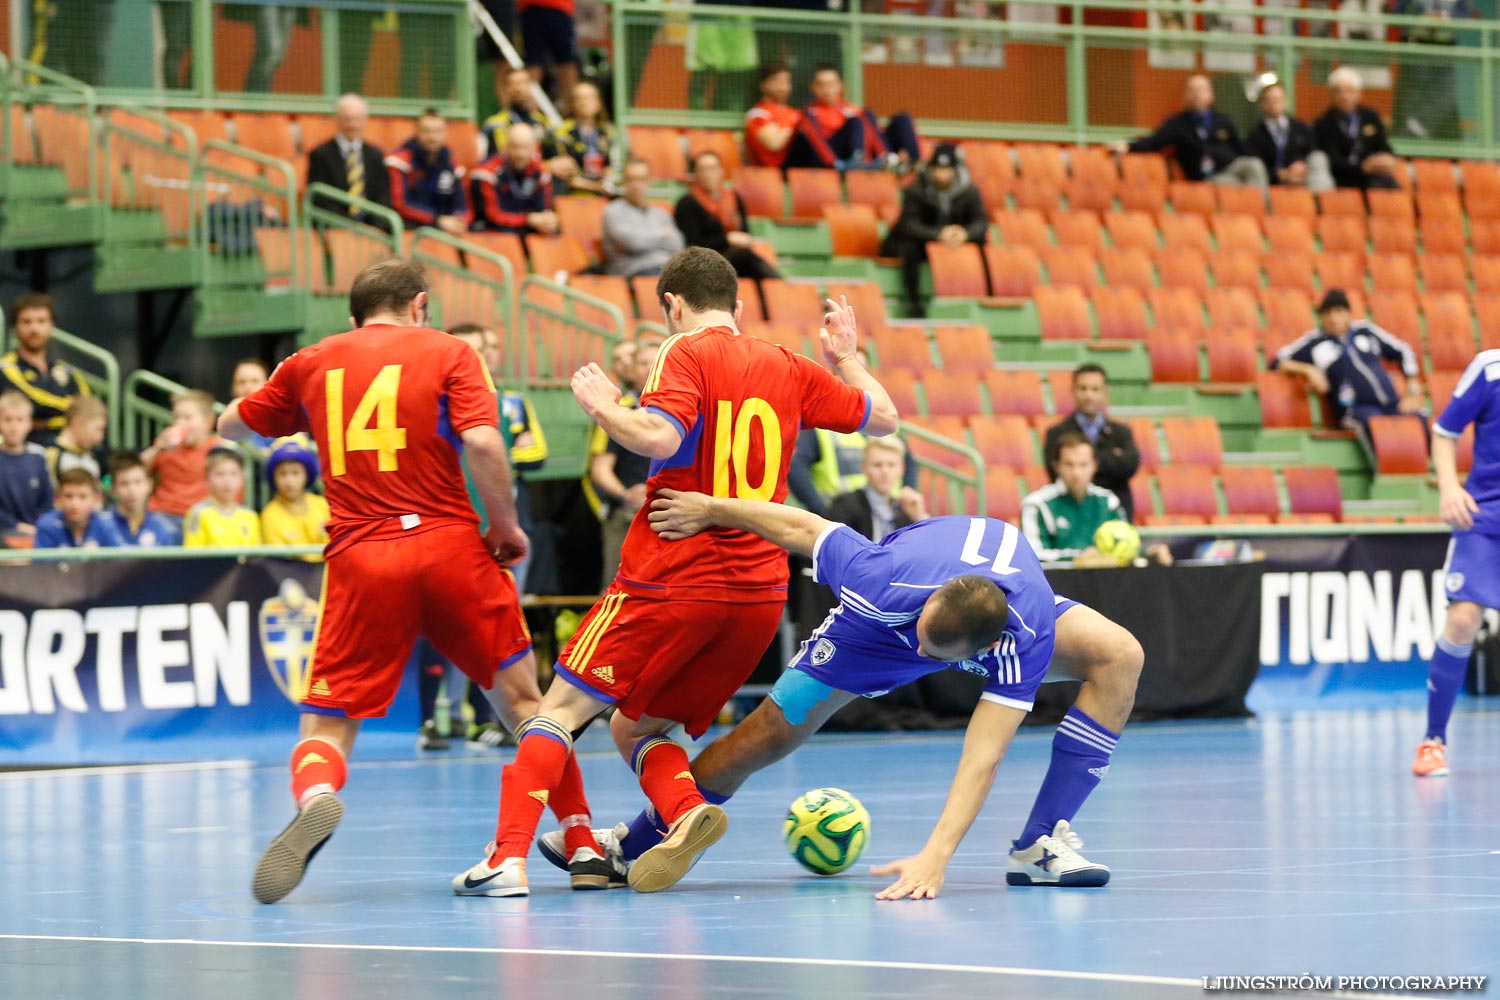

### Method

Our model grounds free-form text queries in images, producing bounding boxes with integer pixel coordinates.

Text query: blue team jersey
[33,510,125,549]
[108,507,182,547]
[1436,349,1500,536]
[801,516,1068,710]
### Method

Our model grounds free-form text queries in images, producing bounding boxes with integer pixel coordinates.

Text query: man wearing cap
[1272,289,1427,461]
[879,143,987,318]
[259,436,331,556]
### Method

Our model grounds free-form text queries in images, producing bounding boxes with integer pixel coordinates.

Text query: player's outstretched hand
[485,523,530,567]
[647,488,713,541]
[871,851,947,901]
[1439,482,1480,531]
[571,362,622,419]
[819,295,859,368]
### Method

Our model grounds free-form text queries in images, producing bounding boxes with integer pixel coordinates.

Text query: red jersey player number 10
[712,397,780,500]
[324,365,409,477]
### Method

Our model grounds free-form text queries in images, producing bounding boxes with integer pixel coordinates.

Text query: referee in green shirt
[1022,430,1127,566]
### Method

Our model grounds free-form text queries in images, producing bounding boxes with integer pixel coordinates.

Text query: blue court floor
[1,707,1497,999]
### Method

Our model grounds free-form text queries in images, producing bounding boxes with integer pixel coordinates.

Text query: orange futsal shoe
[1412,739,1450,778]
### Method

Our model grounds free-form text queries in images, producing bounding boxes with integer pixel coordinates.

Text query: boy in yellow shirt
[183,449,261,547]
[259,437,330,553]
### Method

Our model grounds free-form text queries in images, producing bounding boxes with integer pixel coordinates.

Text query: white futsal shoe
[537,822,629,874]
[1006,820,1111,887]
[452,845,529,897]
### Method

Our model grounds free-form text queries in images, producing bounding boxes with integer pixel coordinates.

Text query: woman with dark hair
[672,152,780,280]
[547,81,617,196]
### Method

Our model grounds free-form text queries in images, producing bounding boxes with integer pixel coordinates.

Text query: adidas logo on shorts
[592,665,615,685]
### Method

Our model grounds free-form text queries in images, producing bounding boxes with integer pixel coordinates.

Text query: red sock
[289,737,347,807]
[494,723,572,860]
[632,736,704,826]
[550,751,601,856]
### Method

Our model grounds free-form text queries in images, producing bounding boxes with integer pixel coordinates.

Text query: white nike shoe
[452,844,528,897]
[1006,820,1110,887]
[537,822,629,874]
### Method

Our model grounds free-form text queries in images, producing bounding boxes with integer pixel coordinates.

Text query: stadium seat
[1370,254,1418,295]
[322,227,393,294]
[569,274,636,328]
[1422,291,1472,341]
[1368,290,1421,343]
[1209,249,1261,291]
[1118,181,1167,215]
[1317,215,1367,257]
[736,278,766,323]
[993,209,1052,252]
[629,274,661,316]
[1013,176,1063,214]
[1464,167,1500,221]
[1420,254,1468,295]
[1253,369,1312,428]
[1046,370,1074,413]
[1098,246,1153,292]
[1478,294,1500,349]
[1428,325,1476,372]
[1428,371,1476,472]
[985,468,1026,523]
[1120,153,1169,192]
[1015,143,1067,185]
[872,325,933,376]
[1317,189,1366,217]
[963,141,1015,192]
[1473,221,1500,256]
[1063,152,1119,214]
[1413,159,1460,196]
[1205,332,1259,383]
[446,120,482,171]
[972,169,1013,215]
[1219,465,1280,518]
[1367,188,1415,222]
[1147,331,1200,383]
[1315,253,1365,294]
[627,126,687,180]
[881,370,922,417]
[970,415,1037,470]
[1120,418,1160,475]
[984,244,1043,298]
[1104,210,1158,252]
[1268,187,1316,220]
[465,231,528,282]
[1042,245,1100,291]
[743,322,806,354]
[364,117,410,154]
[1035,286,1092,340]
[1131,477,1158,520]
[1368,415,1430,474]
[1473,255,1500,294]
[1091,286,1150,340]
[1261,288,1315,347]
[230,113,296,163]
[1263,252,1317,296]
[1148,286,1205,337]
[1160,213,1213,255]
[1168,182,1216,218]
[526,234,591,276]
[1156,466,1218,520]
[844,170,900,222]
[1052,211,1105,253]
[824,204,882,258]
[1370,217,1417,255]
[1212,214,1263,255]
[1161,415,1223,469]
[731,166,786,220]
[1155,247,1209,293]
[1283,465,1342,519]
[761,280,824,326]
[826,281,887,327]
[168,109,229,147]
[1206,287,1259,330]
[933,325,993,375]
[787,168,842,222]
[1277,513,1337,525]
[984,370,1047,417]
[1418,216,1466,256]
[1265,216,1315,257]
[924,370,985,417]
[928,242,991,297]
[295,113,339,155]
[555,195,606,257]
[1215,185,1265,219]
[1417,192,1463,223]
[685,129,741,173]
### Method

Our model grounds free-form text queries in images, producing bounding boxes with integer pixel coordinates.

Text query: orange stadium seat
[1370,217,1417,255]
[1209,249,1261,290]
[446,120,482,171]
[985,468,1026,523]
[736,278,766,324]
[1265,216,1315,256]
[1036,286,1092,340]
[1131,478,1159,520]
[881,369,922,417]
[1052,211,1105,253]
[1212,214,1263,255]
[1156,466,1218,520]
[1118,181,1167,215]
[1206,287,1259,330]
[743,322,806,354]
[1263,252,1317,296]
[1098,246,1153,291]
[1261,288,1316,346]
[1120,153,1169,192]
[1473,221,1500,255]
[1367,188,1416,222]
[465,231,528,282]
[1155,247,1209,293]
[555,195,606,256]
[230,113,296,163]
[1147,331,1200,383]
[760,280,824,326]
[1064,150,1119,213]
[928,242,990,297]
[1368,415,1431,474]
[1422,291,1473,342]
[1015,143,1067,184]
[1317,215,1367,257]
[787,168,842,222]
[1219,466,1279,518]
[1429,325,1476,372]
[526,234,590,275]
[1256,370,1314,428]
[1160,213,1212,255]
[1168,182,1216,218]
[844,170,900,221]
[1419,216,1466,255]
[1473,256,1500,294]
[685,129,740,173]
[568,274,635,328]
[1478,294,1500,349]
[970,415,1037,470]
[1161,415,1223,469]
[1465,174,1500,221]
[168,109,229,147]
[924,370,985,418]
[1318,189,1366,217]
[1148,286,1205,337]
[1042,245,1099,291]
[1216,185,1265,219]
[1413,159,1460,196]
[824,204,882,258]
[1091,286,1150,340]
[826,281,887,327]
[933,325,993,375]
[1012,175,1063,214]
[993,209,1051,252]
[1046,370,1074,413]
[1104,210,1158,252]
[963,141,1015,188]
[295,113,339,155]
[1205,332,1259,383]
[731,166,786,220]
[984,244,1042,298]
[1268,187,1316,220]
[1315,253,1365,294]
[985,370,1047,417]
[1370,254,1418,295]
[1368,290,1421,343]
[627,126,686,180]
[1417,192,1463,224]
[872,325,933,376]
[1420,254,1468,295]
[1128,417,1161,473]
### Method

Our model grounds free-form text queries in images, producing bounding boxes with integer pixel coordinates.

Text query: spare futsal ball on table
[784,787,870,875]
[1093,520,1141,567]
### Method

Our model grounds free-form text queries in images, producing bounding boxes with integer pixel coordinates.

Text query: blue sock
[1017,707,1119,849]
[1426,637,1473,743]
[619,783,731,860]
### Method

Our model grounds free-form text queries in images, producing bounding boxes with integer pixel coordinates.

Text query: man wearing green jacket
[1022,430,1127,566]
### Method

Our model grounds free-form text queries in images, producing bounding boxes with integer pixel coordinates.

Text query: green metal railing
[515,275,629,385]
[614,0,1500,158]
[302,182,404,297]
[120,369,218,451]
[409,226,516,341]
[899,418,988,518]
[5,57,99,201]
[99,105,196,242]
[0,325,124,448]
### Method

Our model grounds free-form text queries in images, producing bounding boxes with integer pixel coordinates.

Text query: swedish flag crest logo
[260,577,322,704]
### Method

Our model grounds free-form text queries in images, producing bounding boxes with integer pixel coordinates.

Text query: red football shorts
[302,522,532,719]
[555,584,784,737]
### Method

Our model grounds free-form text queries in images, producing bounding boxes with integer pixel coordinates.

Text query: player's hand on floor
[485,523,530,566]
[820,295,859,367]
[571,363,622,418]
[1439,483,1479,531]
[871,851,947,900]
[648,488,712,540]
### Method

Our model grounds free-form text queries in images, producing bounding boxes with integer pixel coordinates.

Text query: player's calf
[252,735,349,904]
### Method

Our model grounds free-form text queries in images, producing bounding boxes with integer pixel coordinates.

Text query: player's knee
[1445,603,1484,646]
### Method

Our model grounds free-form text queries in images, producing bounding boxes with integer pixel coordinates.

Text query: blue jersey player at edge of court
[1413,349,1500,778]
[536,496,1144,899]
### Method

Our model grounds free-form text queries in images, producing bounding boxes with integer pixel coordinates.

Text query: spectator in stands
[827,437,927,542]
[591,339,658,585]
[1246,80,1334,192]
[229,358,275,460]
[45,396,108,484]
[793,64,921,172]
[674,151,780,280]
[602,159,684,277]
[582,340,639,528]
[548,81,617,196]
[260,438,330,553]
[184,449,261,548]
[519,0,581,112]
[106,451,180,547]
[470,123,561,237]
[1272,289,1426,462]
[0,392,52,543]
[306,94,393,225]
[142,390,231,527]
[482,65,551,160]
[386,109,472,237]
[34,469,123,549]
[1044,364,1141,520]
[1023,432,1129,565]
[1111,73,1268,191]
[744,62,803,170]
[788,384,919,517]
[1314,68,1403,190]
[2,292,92,446]
[880,143,987,319]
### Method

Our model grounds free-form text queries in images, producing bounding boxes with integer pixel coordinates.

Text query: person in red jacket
[744,63,803,170]
[791,64,921,172]
[469,123,561,237]
[386,109,472,237]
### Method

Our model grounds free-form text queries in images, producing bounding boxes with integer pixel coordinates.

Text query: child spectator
[35,469,123,548]
[45,395,108,483]
[183,449,261,548]
[260,437,330,553]
[106,451,181,547]
[141,390,231,525]
[230,359,276,459]
[0,391,52,542]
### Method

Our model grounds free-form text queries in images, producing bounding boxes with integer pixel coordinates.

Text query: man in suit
[1044,364,1140,520]
[1313,67,1403,190]
[1245,80,1334,192]
[826,437,927,542]
[306,93,393,227]
[1111,73,1267,192]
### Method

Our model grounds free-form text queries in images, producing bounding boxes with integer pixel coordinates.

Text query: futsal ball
[1093,520,1141,567]
[784,787,870,876]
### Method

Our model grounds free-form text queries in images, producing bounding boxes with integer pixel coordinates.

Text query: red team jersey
[616,326,871,603]
[744,99,804,169]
